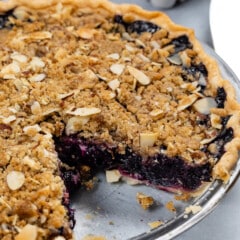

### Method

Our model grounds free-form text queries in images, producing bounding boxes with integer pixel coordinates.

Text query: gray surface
[110,0,240,239]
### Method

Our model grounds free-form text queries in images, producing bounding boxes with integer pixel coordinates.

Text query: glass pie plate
[71,44,240,240]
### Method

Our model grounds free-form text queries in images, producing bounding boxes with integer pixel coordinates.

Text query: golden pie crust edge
[0,1,240,182]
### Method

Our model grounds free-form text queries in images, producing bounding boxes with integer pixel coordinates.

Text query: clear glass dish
[72,43,240,240]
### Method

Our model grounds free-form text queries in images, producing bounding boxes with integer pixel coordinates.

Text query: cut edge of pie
[0,0,240,239]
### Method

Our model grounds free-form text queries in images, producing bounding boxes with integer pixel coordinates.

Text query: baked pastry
[0,0,240,239]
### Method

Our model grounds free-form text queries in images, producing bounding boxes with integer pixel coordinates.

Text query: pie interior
[0,0,240,239]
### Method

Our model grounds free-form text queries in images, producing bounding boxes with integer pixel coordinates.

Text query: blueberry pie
[0,0,240,239]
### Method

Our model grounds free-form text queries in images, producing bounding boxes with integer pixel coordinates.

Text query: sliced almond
[30,57,45,70]
[200,136,216,145]
[65,116,90,135]
[150,40,160,49]
[198,73,207,87]
[0,62,21,77]
[75,28,97,39]
[66,107,101,117]
[23,124,41,136]
[137,53,150,63]
[29,73,46,82]
[20,31,52,41]
[135,39,146,48]
[15,224,38,240]
[149,109,164,117]
[193,97,217,115]
[10,52,28,63]
[105,170,121,183]
[177,94,199,111]
[127,66,150,85]
[6,171,25,191]
[108,79,120,91]
[167,53,182,65]
[1,115,16,124]
[107,53,120,60]
[110,64,125,75]
[31,101,42,115]
[140,132,158,147]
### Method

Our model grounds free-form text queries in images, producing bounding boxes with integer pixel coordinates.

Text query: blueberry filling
[117,150,211,191]
[185,63,208,77]
[55,135,212,192]
[114,15,160,34]
[168,35,193,53]
[215,87,227,108]
[0,10,14,29]
[61,167,81,194]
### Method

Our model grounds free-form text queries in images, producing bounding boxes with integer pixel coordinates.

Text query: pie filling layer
[0,2,239,239]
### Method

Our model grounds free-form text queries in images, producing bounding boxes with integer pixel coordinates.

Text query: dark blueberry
[207,127,234,159]
[168,35,192,53]
[127,20,160,34]
[215,87,226,108]
[184,63,208,77]
[61,168,81,194]
[114,14,160,34]
[221,115,231,127]
[114,15,125,25]
[68,208,76,229]
[0,10,14,29]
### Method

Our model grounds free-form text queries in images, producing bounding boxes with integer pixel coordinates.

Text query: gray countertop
[111,0,240,239]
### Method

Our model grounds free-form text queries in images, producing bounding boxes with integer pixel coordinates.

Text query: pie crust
[0,0,240,239]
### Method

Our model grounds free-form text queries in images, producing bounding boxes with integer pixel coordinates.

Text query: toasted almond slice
[110,64,125,75]
[66,107,101,116]
[10,52,28,63]
[30,57,45,70]
[1,115,16,124]
[106,170,121,183]
[15,224,38,240]
[23,124,41,136]
[149,109,164,117]
[107,53,120,60]
[167,53,182,65]
[20,31,52,40]
[108,79,120,91]
[127,66,150,85]
[140,132,158,147]
[6,171,25,191]
[177,94,199,111]
[29,73,46,82]
[65,116,90,135]
[193,97,217,115]
[75,28,97,39]
[31,101,42,115]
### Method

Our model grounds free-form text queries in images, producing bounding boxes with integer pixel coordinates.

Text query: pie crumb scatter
[82,235,107,240]
[148,220,164,229]
[185,204,202,214]
[165,201,177,212]
[136,192,155,210]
